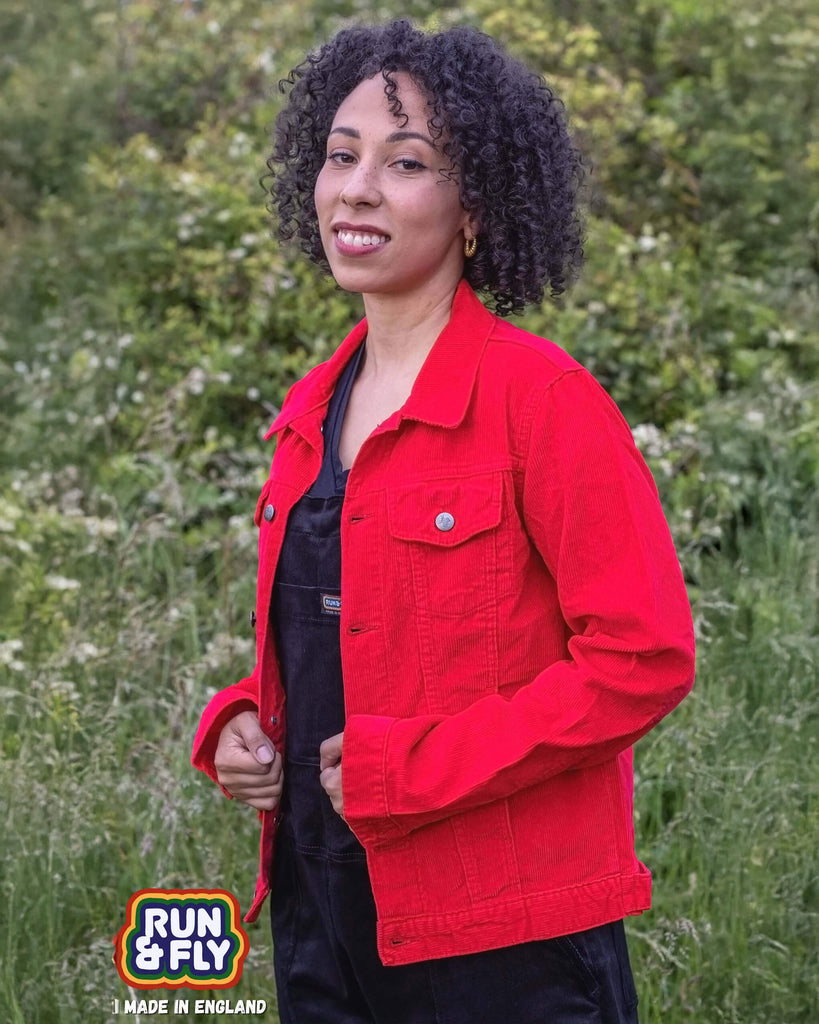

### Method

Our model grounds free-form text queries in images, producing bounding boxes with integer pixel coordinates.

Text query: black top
[307,341,366,498]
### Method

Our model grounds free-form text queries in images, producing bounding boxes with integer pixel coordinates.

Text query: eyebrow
[328,127,437,148]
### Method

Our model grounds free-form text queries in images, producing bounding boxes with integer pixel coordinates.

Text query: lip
[331,222,391,236]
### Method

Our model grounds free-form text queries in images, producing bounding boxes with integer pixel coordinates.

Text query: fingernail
[256,744,273,763]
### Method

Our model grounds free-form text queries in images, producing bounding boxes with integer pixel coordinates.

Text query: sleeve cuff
[191,689,258,795]
[341,714,407,846]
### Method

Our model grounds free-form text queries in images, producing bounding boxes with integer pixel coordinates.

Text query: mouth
[333,228,391,252]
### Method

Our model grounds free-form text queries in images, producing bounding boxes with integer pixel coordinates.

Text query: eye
[393,158,425,172]
[327,150,355,165]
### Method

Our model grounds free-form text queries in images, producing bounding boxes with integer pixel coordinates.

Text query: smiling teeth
[338,231,388,246]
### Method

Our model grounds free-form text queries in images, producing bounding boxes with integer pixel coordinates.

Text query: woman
[192,19,695,1024]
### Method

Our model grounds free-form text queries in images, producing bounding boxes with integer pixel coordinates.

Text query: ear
[462,207,481,239]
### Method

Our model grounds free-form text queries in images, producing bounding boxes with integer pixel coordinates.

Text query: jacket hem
[373,868,652,966]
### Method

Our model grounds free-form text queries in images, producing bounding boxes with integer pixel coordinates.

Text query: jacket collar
[264,278,496,440]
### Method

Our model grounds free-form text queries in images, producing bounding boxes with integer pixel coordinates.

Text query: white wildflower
[186,368,207,395]
[0,639,24,667]
[228,132,251,158]
[73,643,101,663]
[45,575,81,591]
[256,49,276,74]
[84,517,119,538]
[631,423,665,457]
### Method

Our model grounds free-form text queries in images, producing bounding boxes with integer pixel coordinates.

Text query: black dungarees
[268,342,639,1024]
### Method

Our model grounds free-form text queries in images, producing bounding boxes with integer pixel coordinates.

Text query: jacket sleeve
[342,367,696,847]
[190,661,259,797]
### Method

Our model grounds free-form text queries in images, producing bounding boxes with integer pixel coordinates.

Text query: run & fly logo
[113,889,249,989]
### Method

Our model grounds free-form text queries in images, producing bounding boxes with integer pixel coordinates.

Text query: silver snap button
[263,504,275,522]
[434,511,455,532]
[270,714,278,725]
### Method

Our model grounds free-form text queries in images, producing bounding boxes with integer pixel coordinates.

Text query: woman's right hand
[214,710,283,811]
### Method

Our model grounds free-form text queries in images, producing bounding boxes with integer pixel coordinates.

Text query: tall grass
[0,491,277,1022]
[631,490,818,1022]
[1,436,816,1021]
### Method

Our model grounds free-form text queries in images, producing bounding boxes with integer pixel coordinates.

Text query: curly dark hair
[265,19,586,317]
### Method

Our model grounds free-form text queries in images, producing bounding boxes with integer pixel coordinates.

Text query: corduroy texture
[192,279,695,965]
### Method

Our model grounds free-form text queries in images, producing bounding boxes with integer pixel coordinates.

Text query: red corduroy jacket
[192,278,695,966]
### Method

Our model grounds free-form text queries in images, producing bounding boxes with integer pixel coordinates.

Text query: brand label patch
[113,889,248,989]
[321,593,342,615]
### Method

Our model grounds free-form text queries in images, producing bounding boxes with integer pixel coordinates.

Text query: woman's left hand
[319,731,344,817]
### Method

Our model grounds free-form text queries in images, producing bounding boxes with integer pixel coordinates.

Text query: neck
[359,277,461,381]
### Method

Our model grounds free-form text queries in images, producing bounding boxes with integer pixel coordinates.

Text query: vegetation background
[1,0,817,1020]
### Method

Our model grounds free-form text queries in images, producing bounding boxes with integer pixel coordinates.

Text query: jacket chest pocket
[386,472,506,621]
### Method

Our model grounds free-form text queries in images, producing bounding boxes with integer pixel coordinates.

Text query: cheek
[314,169,332,218]
[428,183,466,227]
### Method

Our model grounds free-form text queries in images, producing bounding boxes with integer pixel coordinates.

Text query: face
[314,72,472,300]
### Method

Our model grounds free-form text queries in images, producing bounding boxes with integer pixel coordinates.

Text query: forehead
[331,72,432,128]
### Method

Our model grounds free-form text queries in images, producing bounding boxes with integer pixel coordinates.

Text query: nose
[339,159,381,208]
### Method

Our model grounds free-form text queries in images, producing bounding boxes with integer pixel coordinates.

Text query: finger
[319,738,342,770]
[216,748,274,775]
[218,765,282,792]
[319,731,342,755]
[225,783,282,807]
[224,777,283,797]
[219,767,283,790]
[231,716,275,765]
[243,794,281,812]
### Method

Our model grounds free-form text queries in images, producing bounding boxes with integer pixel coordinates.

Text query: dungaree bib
[268,342,639,1024]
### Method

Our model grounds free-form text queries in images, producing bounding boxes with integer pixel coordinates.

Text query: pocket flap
[387,473,503,547]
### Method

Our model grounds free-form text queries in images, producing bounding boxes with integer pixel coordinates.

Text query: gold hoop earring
[464,236,477,258]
